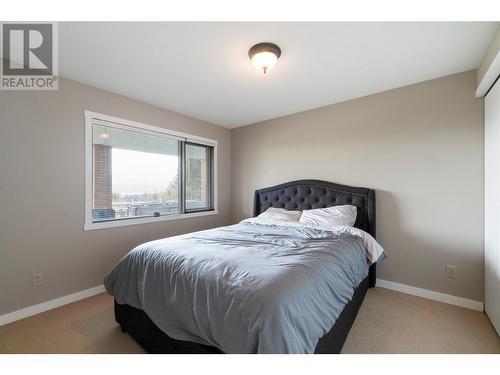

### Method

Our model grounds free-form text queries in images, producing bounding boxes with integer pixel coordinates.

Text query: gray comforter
[104,222,371,353]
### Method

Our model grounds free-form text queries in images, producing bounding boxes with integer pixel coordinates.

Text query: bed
[106,179,380,353]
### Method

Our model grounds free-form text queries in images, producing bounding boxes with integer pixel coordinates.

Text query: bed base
[114,274,370,354]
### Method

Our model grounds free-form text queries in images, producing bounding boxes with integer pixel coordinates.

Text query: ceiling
[59,22,497,128]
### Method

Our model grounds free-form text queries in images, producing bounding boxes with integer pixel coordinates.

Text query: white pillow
[257,207,302,222]
[299,205,357,228]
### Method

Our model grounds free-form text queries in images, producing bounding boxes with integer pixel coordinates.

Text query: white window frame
[84,110,218,231]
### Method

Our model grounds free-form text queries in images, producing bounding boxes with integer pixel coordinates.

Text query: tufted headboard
[253,179,377,287]
[253,179,376,238]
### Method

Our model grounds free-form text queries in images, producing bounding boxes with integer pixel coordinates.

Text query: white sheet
[241,216,385,264]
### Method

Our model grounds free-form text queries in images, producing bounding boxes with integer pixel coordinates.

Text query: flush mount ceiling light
[248,42,281,74]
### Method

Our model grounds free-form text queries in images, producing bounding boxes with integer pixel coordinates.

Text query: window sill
[83,209,218,231]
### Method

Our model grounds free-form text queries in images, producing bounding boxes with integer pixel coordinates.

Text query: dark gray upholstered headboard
[253,179,377,287]
[253,179,376,238]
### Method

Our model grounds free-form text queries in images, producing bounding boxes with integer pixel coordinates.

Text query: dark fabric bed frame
[114,179,377,354]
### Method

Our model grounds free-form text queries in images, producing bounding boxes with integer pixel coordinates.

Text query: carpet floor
[0,287,498,354]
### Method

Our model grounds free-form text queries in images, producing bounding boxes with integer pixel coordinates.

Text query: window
[185,143,213,211]
[85,111,217,230]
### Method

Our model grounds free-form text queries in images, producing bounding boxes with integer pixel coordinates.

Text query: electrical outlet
[32,272,44,287]
[446,265,456,279]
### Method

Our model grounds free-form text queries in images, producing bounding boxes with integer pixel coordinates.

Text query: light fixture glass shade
[251,51,278,74]
[249,43,281,74]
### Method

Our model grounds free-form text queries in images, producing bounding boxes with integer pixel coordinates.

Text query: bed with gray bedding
[105,222,374,353]
[105,179,382,354]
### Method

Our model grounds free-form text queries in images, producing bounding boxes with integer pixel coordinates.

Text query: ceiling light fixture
[248,42,281,74]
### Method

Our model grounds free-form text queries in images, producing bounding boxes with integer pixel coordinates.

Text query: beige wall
[231,70,484,302]
[0,77,231,315]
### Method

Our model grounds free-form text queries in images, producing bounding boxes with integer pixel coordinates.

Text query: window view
[90,119,215,226]
[92,124,180,222]
[185,143,211,211]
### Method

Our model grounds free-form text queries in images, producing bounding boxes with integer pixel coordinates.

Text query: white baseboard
[376,279,484,312]
[0,285,105,326]
[0,280,485,326]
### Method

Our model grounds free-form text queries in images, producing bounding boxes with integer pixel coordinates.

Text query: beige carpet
[342,287,499,353]
[0,288,498,354]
